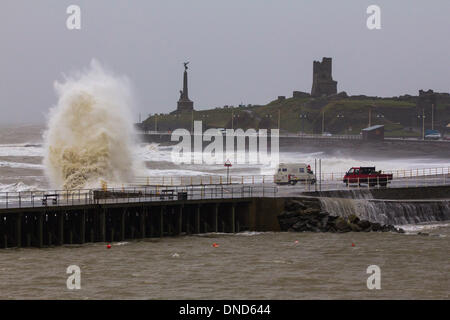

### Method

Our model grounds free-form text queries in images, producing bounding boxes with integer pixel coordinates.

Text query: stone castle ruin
[311,57,338,97]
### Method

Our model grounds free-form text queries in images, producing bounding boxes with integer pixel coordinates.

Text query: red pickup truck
[343,167,393,187]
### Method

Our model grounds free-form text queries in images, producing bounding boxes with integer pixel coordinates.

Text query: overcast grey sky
[0,0,449,124]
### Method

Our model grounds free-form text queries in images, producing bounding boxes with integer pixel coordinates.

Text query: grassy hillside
[142,95,450,137]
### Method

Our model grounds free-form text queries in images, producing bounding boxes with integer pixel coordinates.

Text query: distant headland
[139,58,450,138]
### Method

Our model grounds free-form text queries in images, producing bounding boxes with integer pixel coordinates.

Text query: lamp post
[322,111,325,134]
[231,110,233,129]
[367,104,378,127]
[231,111,239,130]
[417,109,426,140]
[299,113,307,135]
[278,109,281,130]
[265,114,273,129]
[336,114,344,134]
[191,110,194,133]
[201,114,209,128]
[224,159,232,184]
[431,103,434,130]
[376,113,384,124]
[171,113,180,133]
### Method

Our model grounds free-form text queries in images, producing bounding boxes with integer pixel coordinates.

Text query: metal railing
[134,175,276,186]
[141,131,363,140]
[134,166,450,186]
[1,167,448,209]
[293,173,449,192]
[0,185,278,210]
[320,166,450,182]
[283,133,362,140]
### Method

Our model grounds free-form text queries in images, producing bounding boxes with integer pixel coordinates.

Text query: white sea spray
[43,60,144,190]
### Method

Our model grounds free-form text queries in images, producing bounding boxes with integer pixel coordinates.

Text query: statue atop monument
[177,61,194,112]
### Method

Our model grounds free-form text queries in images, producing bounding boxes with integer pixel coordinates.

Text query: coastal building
[361,125,384,141]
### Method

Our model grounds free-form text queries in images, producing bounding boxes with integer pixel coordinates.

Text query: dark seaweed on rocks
[278,199,405,233]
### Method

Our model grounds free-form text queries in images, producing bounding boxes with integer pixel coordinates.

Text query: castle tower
[177,62,194,112]
[311,57,338,97]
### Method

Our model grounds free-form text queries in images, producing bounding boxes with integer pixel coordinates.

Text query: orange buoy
[212,243,219,248]
[107,244,111,249]
[351,243,355,247]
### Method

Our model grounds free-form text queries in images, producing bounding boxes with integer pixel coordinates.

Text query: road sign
[225,160,232,184]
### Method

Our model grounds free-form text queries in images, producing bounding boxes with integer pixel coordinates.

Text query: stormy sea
[0,123,449,299]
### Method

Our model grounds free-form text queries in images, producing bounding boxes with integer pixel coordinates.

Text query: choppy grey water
[0,228,448,299]
[0,124,449,299]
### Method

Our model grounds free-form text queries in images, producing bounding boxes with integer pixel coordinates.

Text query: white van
[275,163,316,185]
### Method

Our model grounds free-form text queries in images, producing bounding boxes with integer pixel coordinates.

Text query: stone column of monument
[183,68,189,99]
[177,62,194,112]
